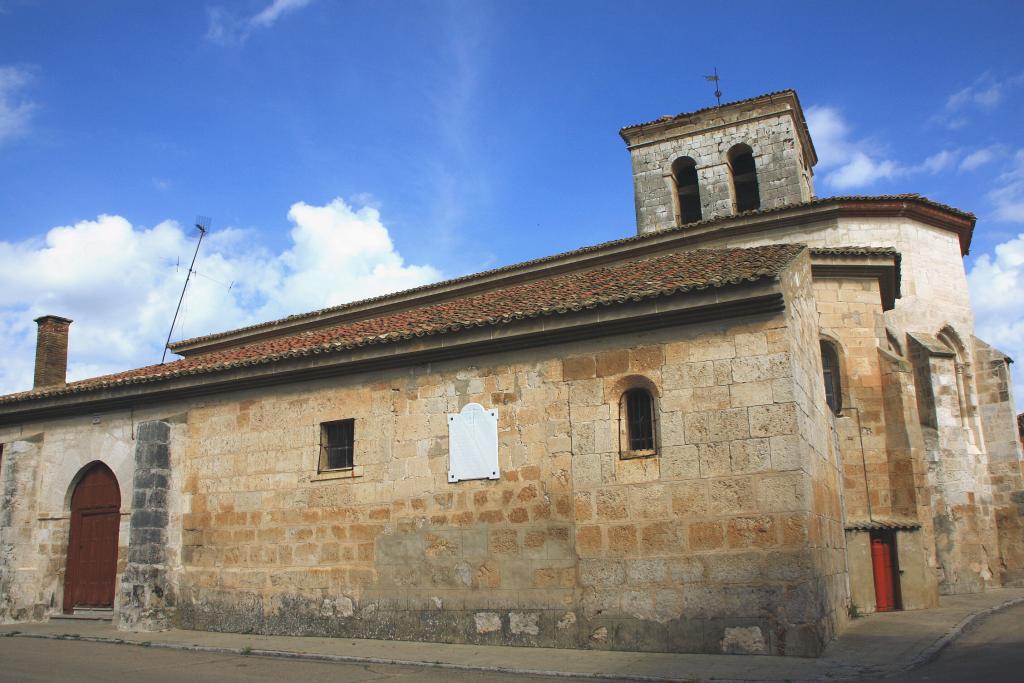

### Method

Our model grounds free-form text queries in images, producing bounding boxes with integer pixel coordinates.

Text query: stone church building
[1,90,1022,657]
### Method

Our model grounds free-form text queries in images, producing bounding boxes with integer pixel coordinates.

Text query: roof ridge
[167,194,972,352]
[1,244,804,406]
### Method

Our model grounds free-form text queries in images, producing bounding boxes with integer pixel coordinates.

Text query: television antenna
[161,216,209,364]
[705,67,722,107]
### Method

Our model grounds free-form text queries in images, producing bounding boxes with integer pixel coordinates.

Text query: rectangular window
[319,419,355,471]
[625,389,655,452]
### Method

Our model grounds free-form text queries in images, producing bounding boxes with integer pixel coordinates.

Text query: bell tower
[620,90,817,235]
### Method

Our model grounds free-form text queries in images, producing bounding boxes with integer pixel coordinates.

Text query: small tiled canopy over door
[64,463,120,611]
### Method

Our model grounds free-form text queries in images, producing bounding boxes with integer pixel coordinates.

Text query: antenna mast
[161,216,209,364]
[705,67,722,106]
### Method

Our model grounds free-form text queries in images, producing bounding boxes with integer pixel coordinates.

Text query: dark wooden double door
[64,464,120,611]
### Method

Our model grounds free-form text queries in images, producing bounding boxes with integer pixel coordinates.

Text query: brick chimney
[33,315,73,389]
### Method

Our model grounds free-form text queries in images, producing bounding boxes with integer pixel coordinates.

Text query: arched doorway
[64,462,121,612]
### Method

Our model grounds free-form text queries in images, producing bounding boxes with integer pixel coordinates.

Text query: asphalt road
[894,601,1024,681]
[0,638,587,683]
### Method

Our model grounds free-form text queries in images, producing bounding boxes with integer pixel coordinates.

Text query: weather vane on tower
[705,67,722,106]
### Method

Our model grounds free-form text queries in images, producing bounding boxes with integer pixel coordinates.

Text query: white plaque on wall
[447,402,499,483]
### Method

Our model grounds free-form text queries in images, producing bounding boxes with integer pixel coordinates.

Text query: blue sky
[1,0,1023,399]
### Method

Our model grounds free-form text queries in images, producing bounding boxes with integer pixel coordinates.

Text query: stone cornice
[0,283,786,425]
[618,90,817,167]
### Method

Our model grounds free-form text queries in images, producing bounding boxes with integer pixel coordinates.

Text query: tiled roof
[0,244,805,405]
[831,193,973,219]
[170,195,973,351]
[809,247,900,257]
[619,89,799,133]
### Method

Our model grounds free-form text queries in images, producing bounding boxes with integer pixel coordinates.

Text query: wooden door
[870,532,900,612]
[64,463,120,612]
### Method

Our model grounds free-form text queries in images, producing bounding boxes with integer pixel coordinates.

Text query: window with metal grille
[624,388,656,452]
[820,341,842,415]
[319,419,354,471]
[728,144,761,213]
[672,156,702,225]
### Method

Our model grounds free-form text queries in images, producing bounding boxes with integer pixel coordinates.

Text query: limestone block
[708,408,750,442]
[669,480,709,516]
[698,443,731,478]
[767,434,803,472]
[660,444,700,480]
[758,474,806,512]
[579,559,625,587]
[709,478,756,515]
[721,626,767,654]
[474,611,501,634]
[729,380,773,407]
[625,558,668,586]
[748,403,797,438]
[729,438,771,474]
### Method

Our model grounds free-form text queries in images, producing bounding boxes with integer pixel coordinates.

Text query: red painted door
[64,464,120,611]
[871,534,898,612]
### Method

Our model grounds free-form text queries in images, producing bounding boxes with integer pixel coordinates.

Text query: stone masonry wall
[694,215,1019,595]
[174,291,838,656]
[118,420,176,630]
[813,276,895,522]
[627,100,815,234]
[812,274,941,612]
[878,349,940,609]
[700,216,975,343]
[909,338,1000,594]
[0,436,45,622]
[973,337,1024,585]
[0,407,184,622]
[778,253,849,650]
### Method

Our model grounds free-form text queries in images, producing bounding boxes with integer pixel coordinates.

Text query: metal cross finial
[705,67,722,107]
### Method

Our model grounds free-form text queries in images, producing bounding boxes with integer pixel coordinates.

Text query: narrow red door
[64,463,120,612]
[871,533,898,612]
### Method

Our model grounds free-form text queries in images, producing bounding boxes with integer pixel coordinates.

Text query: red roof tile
[170,194,973,352]
[0,244,805,405]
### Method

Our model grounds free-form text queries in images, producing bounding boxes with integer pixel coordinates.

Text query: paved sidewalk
[2,588,1022,682]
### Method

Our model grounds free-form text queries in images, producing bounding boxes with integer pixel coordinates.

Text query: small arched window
[622,388,656,455]
[820,340,842,415]
[671,156,702,225]
[728,144,761,213]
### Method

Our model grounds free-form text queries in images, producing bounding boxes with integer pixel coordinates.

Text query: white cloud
[0,197,441,395]
[988,150,1024,223]
[947,83,1003,111]
[968,232,1024,400]
[250,0,312,28]
[0,65,36,144]
[934,73,1023,129]
[826,152,902,190]
[806,105,954,191]
[960,146,1000,172]
[206,0,313,45]
[918,150,955,174]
